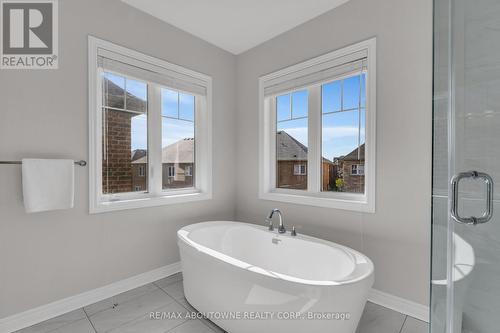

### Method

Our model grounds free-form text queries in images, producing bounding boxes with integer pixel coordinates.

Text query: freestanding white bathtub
[178,221,374,333]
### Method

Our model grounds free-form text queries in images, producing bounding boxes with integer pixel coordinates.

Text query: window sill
[259,190,375,213]
[90,190,212,214]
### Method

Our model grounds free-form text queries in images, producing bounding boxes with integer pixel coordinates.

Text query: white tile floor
[15,272,428,333]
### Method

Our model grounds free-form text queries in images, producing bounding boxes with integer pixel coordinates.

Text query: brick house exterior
[102,110,134,193]
[276,131,333,190]
[337,144,365,193]
[131,149,147,191]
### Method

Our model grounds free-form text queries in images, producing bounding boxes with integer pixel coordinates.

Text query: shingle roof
[104,77,147,112]
[276,131,308,161]
[340,144,365,161]
[277,131,332,164]
[131,149,147,162]
[132,138,194,164]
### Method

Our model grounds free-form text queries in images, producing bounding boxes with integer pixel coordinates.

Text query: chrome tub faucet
[267,208,286,234]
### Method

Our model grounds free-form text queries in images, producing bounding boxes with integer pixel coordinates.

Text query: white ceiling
[121,0,351,55]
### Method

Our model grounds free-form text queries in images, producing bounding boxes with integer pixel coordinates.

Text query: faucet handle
[291,226,297,236]
[266,218,274,231]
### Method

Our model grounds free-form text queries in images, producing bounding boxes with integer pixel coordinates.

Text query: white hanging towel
[22,159,75,213]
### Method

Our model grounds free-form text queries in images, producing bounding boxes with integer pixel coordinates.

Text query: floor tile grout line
[153,280,180,290]
[170,296,223,333]
[156,283,184,300]
[155,287,218,333]
[83,283,161,319]
[398,315,408,333]
[198,315,224,332]
[90,283,174,319]
[162,289,219,333]
[83,307,98,333]
[152,273,183,290]
[20,309,88,333]
[162,317,191,333]
[156,284,177,298]
[98,299,180,333]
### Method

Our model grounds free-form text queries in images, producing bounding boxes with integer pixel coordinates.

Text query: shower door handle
[451,171,494,225]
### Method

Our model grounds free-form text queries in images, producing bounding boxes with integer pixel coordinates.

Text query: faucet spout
[268,209,286,234]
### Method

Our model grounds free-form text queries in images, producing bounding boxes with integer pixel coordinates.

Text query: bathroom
[0,0,497,332]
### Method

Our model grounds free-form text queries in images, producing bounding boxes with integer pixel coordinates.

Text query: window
[293,164,307,176]
[276,90,308,189]
[185,165,193,176]
[322,73,366,193]
[167,166,175,177]
[351,164,364,176]
[161,88,194,189]
[89,37,213,213]
[101,72,148,195]
[259,38,376,212]
[138,165,146,177]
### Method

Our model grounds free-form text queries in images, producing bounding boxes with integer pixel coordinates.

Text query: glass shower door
[432,0,500,332]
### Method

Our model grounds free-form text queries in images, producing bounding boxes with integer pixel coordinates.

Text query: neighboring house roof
[339,144,365,161]
[277,131,332,164]
[277,131,308,161]
[131,149,147,162]
[132,138,194,164]
[104,77,147,112]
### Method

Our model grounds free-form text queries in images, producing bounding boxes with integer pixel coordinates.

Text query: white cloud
[161,121,194,146]
[130,115,194,150]
[283,126,359,145]
[282,127,308,145]
[131,115,147,150]
[322,126,359,140]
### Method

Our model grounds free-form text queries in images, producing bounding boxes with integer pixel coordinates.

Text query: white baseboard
[368,288,429,323]
[0,262,182,333]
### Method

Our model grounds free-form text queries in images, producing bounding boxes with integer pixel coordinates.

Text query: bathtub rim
[178,220,374,287]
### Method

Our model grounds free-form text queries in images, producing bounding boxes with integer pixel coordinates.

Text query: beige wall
[0,0,237,318]
[0,0,432,319]
[235,0,432,305]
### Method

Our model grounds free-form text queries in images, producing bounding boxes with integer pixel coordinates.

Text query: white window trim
[258,38,376,213]
[168,166,175,178]
[88,36,213,214]
[293,164,307,176]
[351,164,365,176]
[138,165,146,177]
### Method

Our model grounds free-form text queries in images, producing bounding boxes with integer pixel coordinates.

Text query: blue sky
[277,74,365,160]
[128,90,195,150]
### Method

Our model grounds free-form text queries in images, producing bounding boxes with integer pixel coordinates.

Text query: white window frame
[138,165,146,177]
[88,36,213,213]
[258,38,376,212]
[185,165,192,176]
[293,164,307,176]
[351,164,365,176]
[167,166,175,178]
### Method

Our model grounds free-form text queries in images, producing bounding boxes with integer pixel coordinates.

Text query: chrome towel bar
[0,160,87,166]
